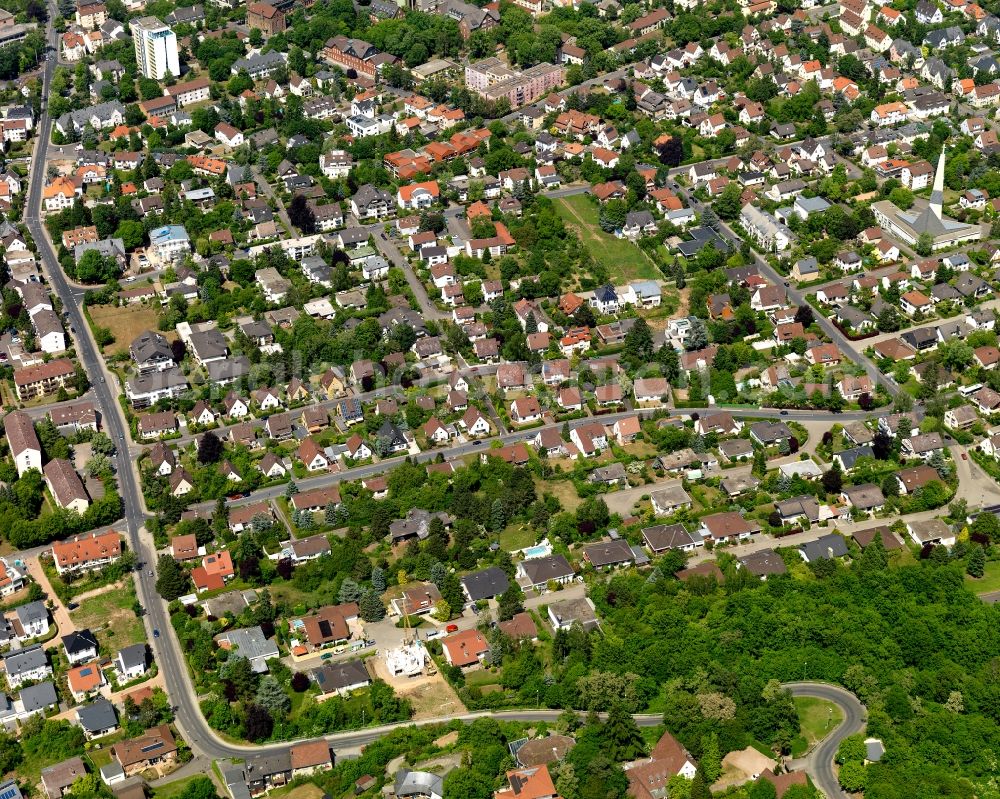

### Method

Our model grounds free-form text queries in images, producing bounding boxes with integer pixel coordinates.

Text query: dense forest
[590,544,999,799]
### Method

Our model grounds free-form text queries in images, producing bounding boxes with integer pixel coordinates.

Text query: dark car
[153,629,160,638]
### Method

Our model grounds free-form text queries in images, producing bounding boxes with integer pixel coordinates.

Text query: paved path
[204,407,887,516]
[19,390,98,419]
[251,166,293,234]
[25,556,73,639]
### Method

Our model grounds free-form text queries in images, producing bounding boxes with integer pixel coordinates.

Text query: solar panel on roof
[140,741,164,753]
[0,787,19,799]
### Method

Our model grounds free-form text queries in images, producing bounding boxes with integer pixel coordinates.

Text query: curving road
[783,682,867,799]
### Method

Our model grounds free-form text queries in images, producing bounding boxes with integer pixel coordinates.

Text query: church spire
[929,146,946,220]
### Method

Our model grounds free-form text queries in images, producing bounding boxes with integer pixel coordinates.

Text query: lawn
[791,696,844,757]
[499,524,537,551]
[88,303,170,356]
[268,579,329,612]
[465,668,502,688]
[152,773,222,799]
[72,583,147,650]
[553,195,661,283]
[534,477,583,513]
[966,560,1000,595]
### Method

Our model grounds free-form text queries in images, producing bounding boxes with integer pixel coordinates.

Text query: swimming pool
[523,544,551,559]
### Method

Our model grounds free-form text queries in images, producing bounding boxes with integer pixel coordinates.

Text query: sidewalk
[25,556,74,641]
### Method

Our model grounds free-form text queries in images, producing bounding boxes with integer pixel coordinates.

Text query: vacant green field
[72,584,146,649]
[966,560,1000,595]
[791,696,844,757]
[554,195,660,283]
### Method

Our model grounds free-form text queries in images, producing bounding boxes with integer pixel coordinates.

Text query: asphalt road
[783,682,867,799]
[24,0,253,761]
[210,404,885,515]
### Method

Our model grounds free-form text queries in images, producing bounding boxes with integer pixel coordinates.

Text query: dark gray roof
[377,420,407,449]
[206,356,251,384]
[117,643,147,670]
[313,659,370,692]
[62,629,98,656]
[739,548,787,577]
[583,539,634,567]
[642,523,698,551]
[520,555,575,586]
[189,329,228,361]
[131,330,172,363]
[20,680,57,712]
[352,184,393,210]
[461,566,510,601]
[76,698,118,732]
[800,533,849,562]
[750,420,793,443]
[836,445,874,469]
[246,751,292,778]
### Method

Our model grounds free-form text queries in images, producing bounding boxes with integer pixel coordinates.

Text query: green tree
[688,317,708,350]
[553,761,579,799]
[0,731,22,774]
[916,232,934,257]
[338,578,362,604]
[497,584,524,622]
[967,545,986,578]
[604,704,645,761]
[838,761,867,792]
[177,777,220,799]
[443,769,494,799]
[689,769,712,799]
[219,655,257,700]
[748,778,777,799]
[701,733,721,783]
[822,465,843,495]
[714,182,742,220]
[155,554,189,600]
[836,734,867,764]
[359,590,386,622]
[255,676,291,718]
[623,317,654,368]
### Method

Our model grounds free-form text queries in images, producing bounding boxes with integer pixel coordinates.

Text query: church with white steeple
[872,148,984,251]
